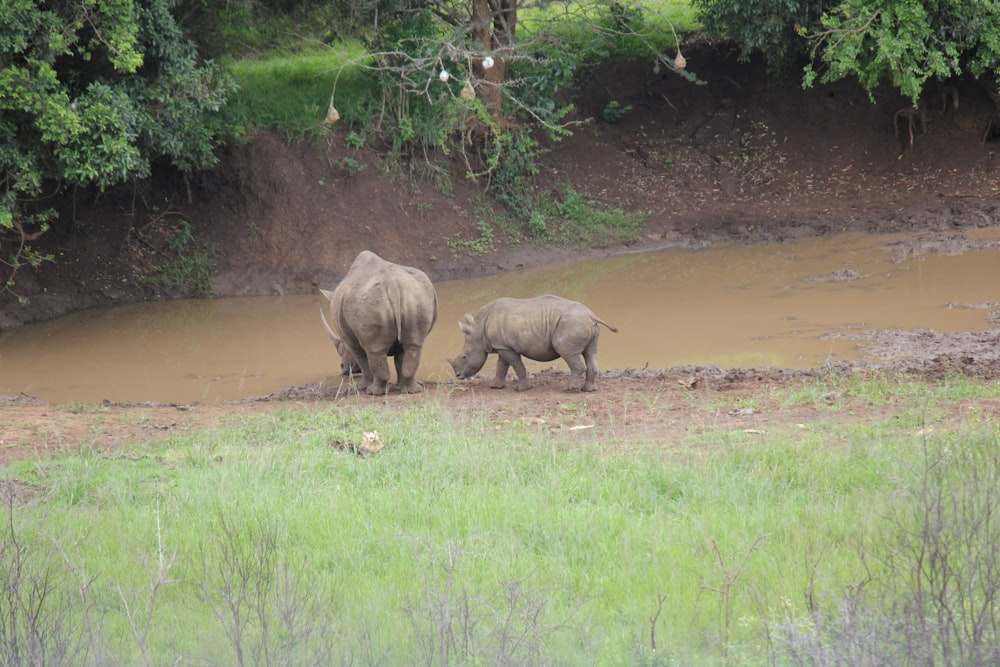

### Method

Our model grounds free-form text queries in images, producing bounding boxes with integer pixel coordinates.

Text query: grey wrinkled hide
[319,250,438,395]
[449,295,618,392]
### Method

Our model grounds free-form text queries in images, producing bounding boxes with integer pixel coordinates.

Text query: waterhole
[2,232,999,403]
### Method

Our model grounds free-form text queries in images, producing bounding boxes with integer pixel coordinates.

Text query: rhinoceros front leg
[490,354,511,389]
[353,364,373,393]
[395,345,424,394]
[496,349,532,391]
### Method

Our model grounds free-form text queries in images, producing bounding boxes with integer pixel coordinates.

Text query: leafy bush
[602,100,634,123]
[692,0,1000,104]
[690,0,831,71]
[146,221,219,297]
[176,0,369,58]
[448,219,496,256]
[801,1,1000,105]
[1,0,235,293]
[489,129,544,220]
[551,187,644,245]
[321,0,691,222]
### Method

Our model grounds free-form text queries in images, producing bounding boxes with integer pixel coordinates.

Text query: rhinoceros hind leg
[580,337,600,392]
[358,362,386,395]
[355,367,373,392]
[581,363,598,392]
[363,347,393,395]
[563,353,590,392]
[365,379,390,395]
[394,345,424,393]
[393,353,405,385]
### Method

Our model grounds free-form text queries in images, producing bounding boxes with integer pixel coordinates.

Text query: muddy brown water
[2,232,999,404]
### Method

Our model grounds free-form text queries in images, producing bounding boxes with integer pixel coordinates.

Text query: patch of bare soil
[6,361,1000,466]
[3,40,1000,463]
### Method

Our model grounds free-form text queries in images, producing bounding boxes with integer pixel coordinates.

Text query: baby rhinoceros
[449,295,618,392]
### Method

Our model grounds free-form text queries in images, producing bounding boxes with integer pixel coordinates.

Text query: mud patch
[805,268,870,282]
[881,232,1000,262]
[822,326,1000,380]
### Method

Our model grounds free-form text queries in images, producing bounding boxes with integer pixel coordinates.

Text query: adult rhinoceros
[449,295,617,392]
[320,251,437,394]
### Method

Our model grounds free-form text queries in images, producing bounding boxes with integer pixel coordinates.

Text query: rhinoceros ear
[319,288,335,302]
[458,317,474,336]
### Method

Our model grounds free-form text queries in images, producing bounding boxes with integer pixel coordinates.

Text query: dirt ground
[3,40,1000,463]
[6,363,1000,466]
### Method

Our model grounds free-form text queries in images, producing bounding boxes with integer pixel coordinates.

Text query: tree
[330,0,690,192]
[432,0,517,116]
[803,0,1000,104]
[691,0,834,72]
[0,0,234,298]
[319,0,693,237]
[692,0,1000,105]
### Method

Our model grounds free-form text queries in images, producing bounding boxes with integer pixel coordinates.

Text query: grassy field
[4,375,1000,665]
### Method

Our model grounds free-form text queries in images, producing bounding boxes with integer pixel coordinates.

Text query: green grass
[551,188,645,246]
[520,0,701,54]
[223,43,370,140]
[6,376,1000,664]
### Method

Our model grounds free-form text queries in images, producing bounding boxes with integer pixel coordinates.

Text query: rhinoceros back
[332,251,437,345]
[476,296,578,358]
[382,265,438,343]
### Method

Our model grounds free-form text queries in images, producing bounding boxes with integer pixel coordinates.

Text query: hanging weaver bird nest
[460,81,476,100]
[325,97,340,124]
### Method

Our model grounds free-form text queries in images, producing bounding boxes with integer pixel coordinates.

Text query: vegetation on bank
[5,0,1000,300]
[4,373,1000,665]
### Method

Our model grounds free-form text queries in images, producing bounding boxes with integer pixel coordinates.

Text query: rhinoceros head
[333,337,363,376]
[449,314,488,379]
[319,297,362,376]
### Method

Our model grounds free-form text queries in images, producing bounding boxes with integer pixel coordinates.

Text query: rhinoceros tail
[319,308,339,343]
[384,282,406,342]
[594,317,619,333]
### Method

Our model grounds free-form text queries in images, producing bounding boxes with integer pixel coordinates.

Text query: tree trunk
[469,0,516,123]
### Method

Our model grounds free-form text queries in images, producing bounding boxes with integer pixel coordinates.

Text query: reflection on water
[2,232,999,403]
